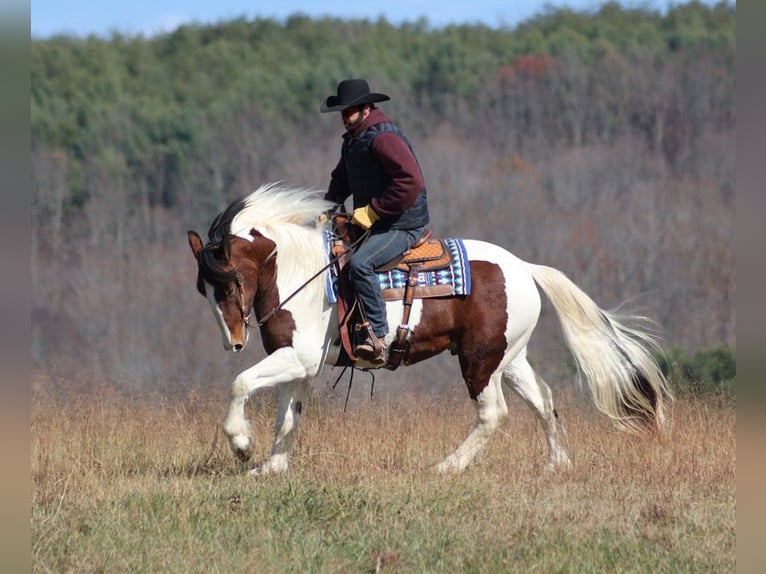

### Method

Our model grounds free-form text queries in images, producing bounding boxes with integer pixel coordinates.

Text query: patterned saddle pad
[325,234,471,303]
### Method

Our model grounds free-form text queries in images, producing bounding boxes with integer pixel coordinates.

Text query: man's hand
[318,203,344,226]
[352,205,379,230]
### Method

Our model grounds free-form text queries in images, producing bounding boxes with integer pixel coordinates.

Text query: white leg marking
[504,357,572,470]
[222,346,315,462]
[256,379,310,475]
[437,374,508,473]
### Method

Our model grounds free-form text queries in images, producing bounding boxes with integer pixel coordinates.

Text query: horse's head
[188,230,272,352]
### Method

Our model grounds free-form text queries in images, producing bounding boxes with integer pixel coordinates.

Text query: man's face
[341,106,367,132]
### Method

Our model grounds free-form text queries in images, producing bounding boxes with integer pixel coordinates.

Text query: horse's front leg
[222,346,313,467]
[252,378,311,475]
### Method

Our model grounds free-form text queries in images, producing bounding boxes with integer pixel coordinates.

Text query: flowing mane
[208,182,333,240]
[210,183,335,302]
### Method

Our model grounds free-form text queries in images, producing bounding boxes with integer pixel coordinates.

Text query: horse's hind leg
[503,355,572,471]
[436,372,508,473]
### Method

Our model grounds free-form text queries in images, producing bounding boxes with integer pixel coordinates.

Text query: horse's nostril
[233,344,243,352]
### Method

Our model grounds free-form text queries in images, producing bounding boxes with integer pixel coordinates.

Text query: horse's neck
[263,226,330,313]
[245,226,341,366]
[253,258,281,322]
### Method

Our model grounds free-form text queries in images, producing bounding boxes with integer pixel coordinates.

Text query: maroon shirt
[325,109,425,219]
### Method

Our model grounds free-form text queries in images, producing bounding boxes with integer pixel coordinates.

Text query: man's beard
[344,116,365,133]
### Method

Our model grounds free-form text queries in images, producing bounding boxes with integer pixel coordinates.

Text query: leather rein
[236,221,369,329]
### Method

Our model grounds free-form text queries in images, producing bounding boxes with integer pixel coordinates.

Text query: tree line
[31,2,735,394]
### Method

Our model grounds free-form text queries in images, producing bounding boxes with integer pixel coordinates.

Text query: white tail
[529,264,672,432]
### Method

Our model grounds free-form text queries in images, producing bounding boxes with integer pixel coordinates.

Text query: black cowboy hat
[320,78,390,113]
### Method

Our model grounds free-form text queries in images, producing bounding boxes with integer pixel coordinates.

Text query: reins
[247,225,370,329]
[330,364,376,412]
[236,217,376,409]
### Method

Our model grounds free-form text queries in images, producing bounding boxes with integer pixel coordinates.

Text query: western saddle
[330,214,453,369]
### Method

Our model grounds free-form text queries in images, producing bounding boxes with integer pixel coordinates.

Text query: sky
[30,0,725,39]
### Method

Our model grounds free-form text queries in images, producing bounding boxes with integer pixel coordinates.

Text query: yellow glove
[351,205,380,230]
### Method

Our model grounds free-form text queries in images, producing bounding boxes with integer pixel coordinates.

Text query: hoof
[252,455,289,476]
[250,463,285,477]
[234,447,252,463]
[544,459,573,473]
[229,435,253,462]
[435,460,462,474]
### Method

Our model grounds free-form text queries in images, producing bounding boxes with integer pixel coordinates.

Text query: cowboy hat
[320,78,390,113]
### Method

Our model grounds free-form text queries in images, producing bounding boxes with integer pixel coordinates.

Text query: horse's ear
[187,231,203,260]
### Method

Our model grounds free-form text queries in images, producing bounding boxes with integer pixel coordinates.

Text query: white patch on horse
[233,230,255,242]
[463,239,542,354]
[204,279,239,351]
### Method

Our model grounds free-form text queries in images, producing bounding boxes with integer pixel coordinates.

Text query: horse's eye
[225,286,236,298]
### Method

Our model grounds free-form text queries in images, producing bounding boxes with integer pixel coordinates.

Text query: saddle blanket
[325,234,471,304]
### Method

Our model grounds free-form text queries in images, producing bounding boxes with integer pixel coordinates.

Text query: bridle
[234,271,254,328]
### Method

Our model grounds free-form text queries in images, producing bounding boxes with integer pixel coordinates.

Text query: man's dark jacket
[325,108,429,230]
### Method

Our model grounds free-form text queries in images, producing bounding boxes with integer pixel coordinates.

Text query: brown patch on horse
[407,261,508,399]
[191,231,296,353]
[230,234,297,354]
[260,309,297,355]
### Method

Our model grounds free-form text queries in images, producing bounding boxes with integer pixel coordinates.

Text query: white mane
[231,182,336,305]
[230,182,333,234]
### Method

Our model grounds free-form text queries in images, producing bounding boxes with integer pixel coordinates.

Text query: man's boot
[354,322,385,362]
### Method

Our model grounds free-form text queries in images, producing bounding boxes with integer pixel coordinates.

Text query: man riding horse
[321,78,430,363]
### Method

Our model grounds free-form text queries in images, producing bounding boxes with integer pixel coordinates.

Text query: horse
[187,183,672,475]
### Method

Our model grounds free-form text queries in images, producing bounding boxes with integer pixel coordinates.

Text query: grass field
[32,378,735,573]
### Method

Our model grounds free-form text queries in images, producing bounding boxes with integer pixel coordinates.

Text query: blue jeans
[348,226,425,337]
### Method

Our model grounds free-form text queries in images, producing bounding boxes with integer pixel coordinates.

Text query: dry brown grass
[32,376,735,573]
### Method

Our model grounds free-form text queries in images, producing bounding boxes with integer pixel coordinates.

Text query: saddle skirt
[324,231,471,303]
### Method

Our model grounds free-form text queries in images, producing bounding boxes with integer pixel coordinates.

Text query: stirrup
[354,323,385,362]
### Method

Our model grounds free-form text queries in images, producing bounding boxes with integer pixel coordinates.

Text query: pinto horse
[187,183,671,474]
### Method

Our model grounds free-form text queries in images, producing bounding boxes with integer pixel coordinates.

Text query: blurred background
[30,1,736,397]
